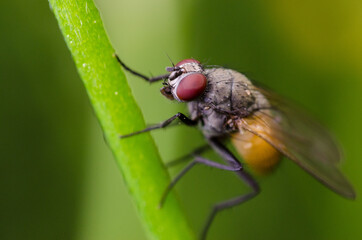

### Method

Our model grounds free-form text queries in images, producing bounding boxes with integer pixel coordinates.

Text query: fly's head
[160,59,207,102]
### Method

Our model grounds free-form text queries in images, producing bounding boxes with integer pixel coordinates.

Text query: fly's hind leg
[200,137,260,240]
[159,155,242,208]
[165,144,210,168]
[200,170,259,240]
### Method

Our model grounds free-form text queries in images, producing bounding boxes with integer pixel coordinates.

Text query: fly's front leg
[113,54,170,82]
[120,112,198,138]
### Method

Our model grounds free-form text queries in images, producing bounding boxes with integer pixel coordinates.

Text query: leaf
[48,0,195,239]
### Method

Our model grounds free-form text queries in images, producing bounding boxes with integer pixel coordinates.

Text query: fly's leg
[207,137,244,169]
[165,144,210,168]
[113,54,170,82]
[120,113,198,138]
[200,137,260,240]
[200,171,259,240]
[159,155,242,208]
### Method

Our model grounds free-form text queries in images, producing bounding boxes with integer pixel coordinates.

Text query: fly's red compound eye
[176,73,207,101]
[175,59,200,67]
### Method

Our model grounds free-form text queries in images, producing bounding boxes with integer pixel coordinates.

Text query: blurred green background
[1,0,361,239]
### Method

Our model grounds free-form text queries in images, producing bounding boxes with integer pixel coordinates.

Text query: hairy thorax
[188,68,270,138]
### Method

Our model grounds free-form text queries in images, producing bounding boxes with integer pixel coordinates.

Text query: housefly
[115,55,356,240]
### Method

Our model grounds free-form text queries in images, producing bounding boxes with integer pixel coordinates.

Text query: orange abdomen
[232,131,281,175]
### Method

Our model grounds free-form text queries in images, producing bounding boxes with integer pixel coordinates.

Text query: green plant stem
[48,1,195,239]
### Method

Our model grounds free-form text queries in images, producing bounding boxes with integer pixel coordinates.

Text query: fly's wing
[240,87,356,199]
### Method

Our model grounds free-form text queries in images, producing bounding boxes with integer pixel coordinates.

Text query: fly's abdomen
[232,131,281,175]
[232,115,282,175]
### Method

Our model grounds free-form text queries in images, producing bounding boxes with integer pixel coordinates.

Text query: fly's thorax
[187,67,271,138]
[201,68,266,114]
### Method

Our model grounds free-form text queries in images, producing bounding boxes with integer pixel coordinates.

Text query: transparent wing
[239,87,356,199]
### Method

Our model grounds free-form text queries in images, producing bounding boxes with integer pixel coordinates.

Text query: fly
[114,54,356,240]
